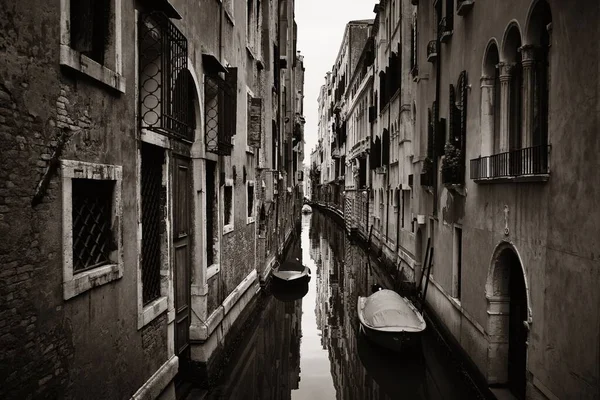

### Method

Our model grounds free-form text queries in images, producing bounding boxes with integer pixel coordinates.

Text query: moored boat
[357,289,426,352]
[272,258,311,283]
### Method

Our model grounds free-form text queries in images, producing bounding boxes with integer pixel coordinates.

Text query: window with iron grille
[72,179,115,272]
[205,69,237,155]
[139,12,190,141]
[223,181,234,233]
[61,161,123,301]
[141,144,165,305]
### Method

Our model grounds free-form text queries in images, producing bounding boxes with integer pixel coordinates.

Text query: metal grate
[139,12,190,140]
[205,70,237,155]
[72,179,114,272]
[141,144,164,304]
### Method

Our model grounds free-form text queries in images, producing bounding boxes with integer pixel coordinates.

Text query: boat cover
[361,290,426,332]
[279,259,304,272]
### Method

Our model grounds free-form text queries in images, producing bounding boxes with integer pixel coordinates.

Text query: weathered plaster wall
[415,0,600,397]
[0,1,174,398]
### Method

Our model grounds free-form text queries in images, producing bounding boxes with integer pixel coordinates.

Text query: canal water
[205,211,485,400]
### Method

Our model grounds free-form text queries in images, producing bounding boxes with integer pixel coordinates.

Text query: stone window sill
[247,217,255,225]
[64,263,122,300]
[138,296,168,329]
[207,264,220,280]
[60,45,126,93]
[223,224,234,235]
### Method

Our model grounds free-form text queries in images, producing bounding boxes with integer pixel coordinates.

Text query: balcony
[375,166,387,175]
[427,40,437,63]
[439,17,453,43]
[332,147,341,159]
[470,145,551,183]
[457,0,475,16]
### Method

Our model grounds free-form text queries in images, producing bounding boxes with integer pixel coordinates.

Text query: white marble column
[480,75,495,178]
[520,45,537,150]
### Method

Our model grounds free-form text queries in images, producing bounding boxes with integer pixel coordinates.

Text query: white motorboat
[357,289,426,352]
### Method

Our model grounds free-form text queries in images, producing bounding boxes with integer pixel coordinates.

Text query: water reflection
[206,212,483,400]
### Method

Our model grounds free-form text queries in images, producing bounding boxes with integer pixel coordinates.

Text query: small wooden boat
[301,204,313,214]
[357,289,426,352]
[272,258,311,283]
[271,278,309,302]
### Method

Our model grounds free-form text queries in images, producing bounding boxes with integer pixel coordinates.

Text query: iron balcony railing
[470,145,550,180]
[427,40,438,62]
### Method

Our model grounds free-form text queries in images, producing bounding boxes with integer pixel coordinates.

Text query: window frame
[61,160,123,300]
[59,0,125,93]
[137,144,169,329]
[223,178,235,234]
[246,180,255,224]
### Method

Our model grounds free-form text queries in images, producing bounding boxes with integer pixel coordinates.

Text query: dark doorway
[507,251,527,400]
[173,156,192,358]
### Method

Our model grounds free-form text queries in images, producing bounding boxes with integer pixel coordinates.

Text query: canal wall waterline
[309,204,496,400]
[188,216,302,388]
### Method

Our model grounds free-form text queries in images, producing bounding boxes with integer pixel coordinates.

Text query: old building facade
[311,0,600,399]
[0,0,303,398]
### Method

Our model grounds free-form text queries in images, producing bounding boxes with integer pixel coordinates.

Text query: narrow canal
[205,211,486,400]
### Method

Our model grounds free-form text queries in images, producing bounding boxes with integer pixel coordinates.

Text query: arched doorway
[486,243,530,400]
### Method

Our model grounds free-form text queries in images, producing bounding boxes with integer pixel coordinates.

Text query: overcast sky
[296,0,376,165]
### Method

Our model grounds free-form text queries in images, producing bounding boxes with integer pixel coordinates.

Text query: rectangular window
[206,161,218,266]
[61,160,123,300]
[141,144,164,305]
[223,180,234,234]
[72,179,115,272]
[402,190,411,230]
[60,0,124,92]
[453,226,462,300]
[139,12,190,140]
[247,181,255,223]
[70,0,110,64]
[247,92,262,149]
[205,69,238,155]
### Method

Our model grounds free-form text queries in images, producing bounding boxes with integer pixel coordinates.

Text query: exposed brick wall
[0,2,170,398]
[141,313,168,378]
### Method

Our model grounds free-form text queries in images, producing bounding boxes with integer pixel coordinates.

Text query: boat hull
[359,323,422,353]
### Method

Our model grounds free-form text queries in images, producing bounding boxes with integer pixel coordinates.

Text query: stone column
[520,45,537,150]
[498,63,514,154]
[480,75,495,178]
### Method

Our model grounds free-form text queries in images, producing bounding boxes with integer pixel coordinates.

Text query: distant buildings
[311,0,600,399]
[0,0,304,398]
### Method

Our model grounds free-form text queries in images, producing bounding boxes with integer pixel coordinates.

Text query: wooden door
[508,263,527,400]
[174,157,192,357]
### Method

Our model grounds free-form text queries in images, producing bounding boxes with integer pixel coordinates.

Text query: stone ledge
[60,45,126,93]
[130,355,178,400]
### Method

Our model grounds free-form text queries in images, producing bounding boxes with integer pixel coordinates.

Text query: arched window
[527,0,552,150]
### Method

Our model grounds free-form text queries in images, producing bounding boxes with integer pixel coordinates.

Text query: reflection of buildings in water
[309,212,425,400]
[206,291,302,400]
